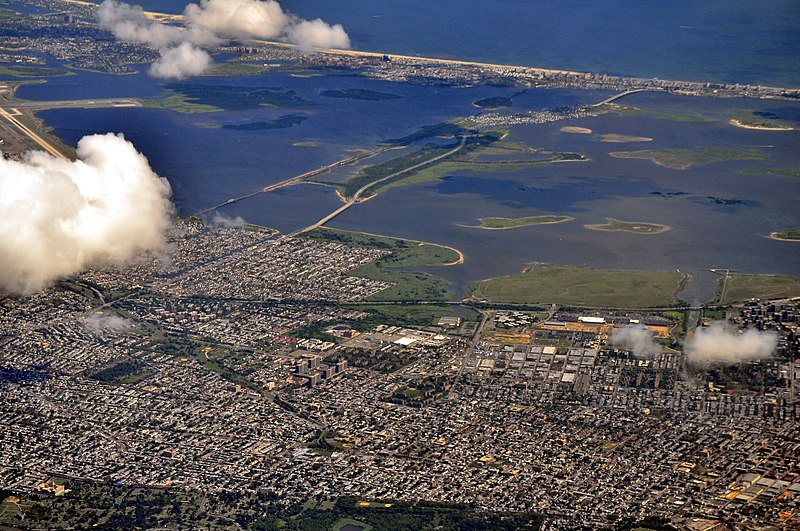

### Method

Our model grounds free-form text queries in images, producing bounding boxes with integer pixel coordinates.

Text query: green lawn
[716,274,800,304]
[473,264,688,307]
[302,228,460,301]
[347,304,453,328]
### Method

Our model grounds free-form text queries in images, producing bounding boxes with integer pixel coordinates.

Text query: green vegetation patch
[339,136,582,198]
[716,274,800,304]
[88,360,152,384]
[340,141,460,197]
[321,89,402,100]
[771,227,800,241]
[610,146,768,170]
[303,228,460,301]
[0,65,70,78]
[222,113,308,130]
[729,110,798,130]
[346,304,453,329]
[473,96,512,108]
[595,103,716,123]
[382,121,467,145]
[333,517,374,531]
[158,83,310,111]
[254,496,543,530]
[469,215,574,229]
[585,218,670,234]
[739,167,800,178]
[140,330,266,394]
[473,264,687,308]
[372,150,586,194]
[140,92,220,113]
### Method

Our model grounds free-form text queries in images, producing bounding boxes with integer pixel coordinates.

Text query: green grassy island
[770,227,800,241]
[464,215,574,230]
[610,146,768,170]
[585,218,670,234]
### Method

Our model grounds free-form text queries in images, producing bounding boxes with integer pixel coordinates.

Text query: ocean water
[80,0,800,87]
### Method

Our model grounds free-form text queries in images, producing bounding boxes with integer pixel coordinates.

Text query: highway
[293,135,468,236]
[191,145,393,217]
[591,89,649,107]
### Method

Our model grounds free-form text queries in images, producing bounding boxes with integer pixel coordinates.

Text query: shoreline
[585,219,671,234]
[600,134,653,143]
[769,232,800,242]
[59,0,800,95]
[319,228,465,266]
[456,217,575,230]
[729,119,795,131]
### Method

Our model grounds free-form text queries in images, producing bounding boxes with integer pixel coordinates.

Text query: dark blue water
[80,0,800,87]
[324,92,800,302]
[27,67,800,302]
[32,71,533,217]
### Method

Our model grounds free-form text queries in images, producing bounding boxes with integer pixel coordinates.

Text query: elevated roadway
[192,145,393,217]
[591,89,649,107]
[293,135,467,236]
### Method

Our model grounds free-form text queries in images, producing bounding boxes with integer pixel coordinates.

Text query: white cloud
[98,0,351,78]
[285,17,350,51]
[685,321,778,365]
[0,133,174,295]
[610,324,662,358]
[149,41,212,79]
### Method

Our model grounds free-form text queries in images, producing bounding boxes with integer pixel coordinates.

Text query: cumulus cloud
[98,0,218,79]
[98,0,184,48]
[184,0,289,39]
[98,0,350,78]
[610,324,662,358]
[184,0,350,49]
[209,212,247,229]
[0,133,174,295]
[83,313,133,335]
[684,321,778,366]
[284,17,350,51]
[149,41,212,79]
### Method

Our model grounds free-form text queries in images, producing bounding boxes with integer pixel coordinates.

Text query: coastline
[729,119,794,131]
[769,232,800,242]
[326,228,465,266]
[456,217,575,230]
